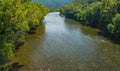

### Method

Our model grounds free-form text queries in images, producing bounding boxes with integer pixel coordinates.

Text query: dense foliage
[60,0,120,41]
[107,14,120,39]
[32,0,73,7]
[0,0,48,70]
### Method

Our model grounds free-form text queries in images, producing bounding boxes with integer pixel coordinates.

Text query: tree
[107,14,120,39]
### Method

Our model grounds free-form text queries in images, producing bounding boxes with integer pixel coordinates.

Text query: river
[11,12,120,71]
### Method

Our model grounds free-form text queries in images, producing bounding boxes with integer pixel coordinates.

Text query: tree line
[0,0,48,70]
[60,0,120,41]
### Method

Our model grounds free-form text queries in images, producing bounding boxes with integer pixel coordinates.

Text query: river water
[11,12,120,71]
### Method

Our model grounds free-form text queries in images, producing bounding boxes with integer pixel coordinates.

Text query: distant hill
[32,0,73,7]
[74,0,101,4]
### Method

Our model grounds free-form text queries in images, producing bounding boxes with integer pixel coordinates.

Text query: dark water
[11,12,120,71]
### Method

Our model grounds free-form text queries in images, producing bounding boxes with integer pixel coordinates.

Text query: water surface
[11,12,120,71]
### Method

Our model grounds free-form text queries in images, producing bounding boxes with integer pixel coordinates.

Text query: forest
[60,0,120,41]
[0,0,48,70]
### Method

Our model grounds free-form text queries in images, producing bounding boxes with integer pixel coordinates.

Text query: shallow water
[11,12,120,71]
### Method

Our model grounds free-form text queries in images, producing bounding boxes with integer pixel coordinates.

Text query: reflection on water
[11,12,120,71]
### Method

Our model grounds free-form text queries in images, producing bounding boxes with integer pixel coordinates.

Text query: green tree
[107,14,120,39]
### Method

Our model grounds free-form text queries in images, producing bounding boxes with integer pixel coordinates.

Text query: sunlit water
[11,12,120,71]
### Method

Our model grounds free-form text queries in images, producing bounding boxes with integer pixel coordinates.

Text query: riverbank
[63,15,120,44]
[59,0,120,42]
[0,0,48,71]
